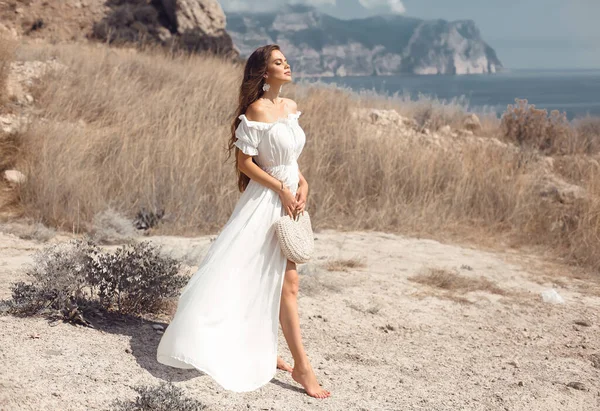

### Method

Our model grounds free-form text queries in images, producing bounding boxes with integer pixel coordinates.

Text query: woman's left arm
[296,170,309,213]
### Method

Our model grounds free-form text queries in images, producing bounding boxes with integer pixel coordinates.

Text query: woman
[156,45,330,399]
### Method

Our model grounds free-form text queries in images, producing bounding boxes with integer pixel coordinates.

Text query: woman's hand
[295,182,308,214]
[279,186,298,218]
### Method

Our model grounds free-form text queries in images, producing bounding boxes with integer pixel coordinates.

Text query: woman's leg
[279,259,331,398]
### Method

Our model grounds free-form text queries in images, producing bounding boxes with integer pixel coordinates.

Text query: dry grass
[323,257,366,272]
[323,86,473,132]
[0,35,16,105]
[6,40,600,279]
[409,267,506,295]
[572,115,600,154]
[17,43,240,234]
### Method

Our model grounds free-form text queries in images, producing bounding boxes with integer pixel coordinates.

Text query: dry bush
[501,98,577,154]
[409,267,505,295]
[91,207,137,245]
[3,238,187,324]
[10,41,600,279]
[0,219,55,242]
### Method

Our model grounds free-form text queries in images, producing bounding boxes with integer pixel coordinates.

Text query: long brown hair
[228,44,280,192]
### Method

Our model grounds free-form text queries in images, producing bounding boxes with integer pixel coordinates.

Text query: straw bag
[275,210,314,264]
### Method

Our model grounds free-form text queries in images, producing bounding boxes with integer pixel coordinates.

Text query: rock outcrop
[226,5,502,77]
[0,0,237,56]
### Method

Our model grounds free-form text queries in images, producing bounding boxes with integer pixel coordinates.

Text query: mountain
[226,5,503,76]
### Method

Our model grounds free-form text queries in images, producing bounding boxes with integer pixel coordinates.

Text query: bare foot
[277,356,293,373]
[291,362,331,399]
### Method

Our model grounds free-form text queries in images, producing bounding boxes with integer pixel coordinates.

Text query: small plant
[2,238,187,324]
[409,267,505,295]
[500,98,572,153]
[0,221,56,242]
[110,381,206,411]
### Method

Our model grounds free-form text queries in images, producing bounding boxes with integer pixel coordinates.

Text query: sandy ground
[1,229,599,411]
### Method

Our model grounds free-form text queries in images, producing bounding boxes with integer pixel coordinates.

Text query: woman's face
[265,49,292,84]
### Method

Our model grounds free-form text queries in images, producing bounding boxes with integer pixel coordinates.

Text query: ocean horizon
[301,68,600,121]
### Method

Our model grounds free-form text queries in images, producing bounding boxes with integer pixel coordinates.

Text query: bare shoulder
[281,98,298,113]
[245,101,270,122]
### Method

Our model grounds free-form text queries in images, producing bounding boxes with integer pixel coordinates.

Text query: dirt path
[1,230,599,410]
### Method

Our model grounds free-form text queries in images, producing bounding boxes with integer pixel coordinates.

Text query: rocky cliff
[226,5,502,76]
[0,0,237,57]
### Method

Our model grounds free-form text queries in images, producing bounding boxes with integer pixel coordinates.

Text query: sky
[220,0,600,69]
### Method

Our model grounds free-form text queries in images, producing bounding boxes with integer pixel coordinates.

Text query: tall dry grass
[11,41,600,277]
[0,35,16,105]
[18,43,241,233]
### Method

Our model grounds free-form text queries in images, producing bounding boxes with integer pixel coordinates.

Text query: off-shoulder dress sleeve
[234,115,264,156]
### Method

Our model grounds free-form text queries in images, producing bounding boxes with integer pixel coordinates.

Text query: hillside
[0,0,237,56]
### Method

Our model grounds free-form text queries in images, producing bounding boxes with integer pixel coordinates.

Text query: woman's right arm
[237,150,298,217]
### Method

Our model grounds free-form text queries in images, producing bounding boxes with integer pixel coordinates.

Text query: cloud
[290,0,336,5]
[359,0,406,14]
[221,0,336,13]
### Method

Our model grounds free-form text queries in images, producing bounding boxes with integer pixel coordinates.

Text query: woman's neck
[261,84,282,102]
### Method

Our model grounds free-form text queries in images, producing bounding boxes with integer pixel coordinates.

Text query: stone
[4,170,26,185]
[567,381,586,391]
[156,0,236,55]
[537,175,585,205]
[508,360,519,368]
[368,109,404,126]
[463,113,482,133]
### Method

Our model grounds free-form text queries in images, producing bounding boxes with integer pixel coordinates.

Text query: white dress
[156,111,306,392]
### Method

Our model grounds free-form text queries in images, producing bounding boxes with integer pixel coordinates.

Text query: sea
[302,69,600,121]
